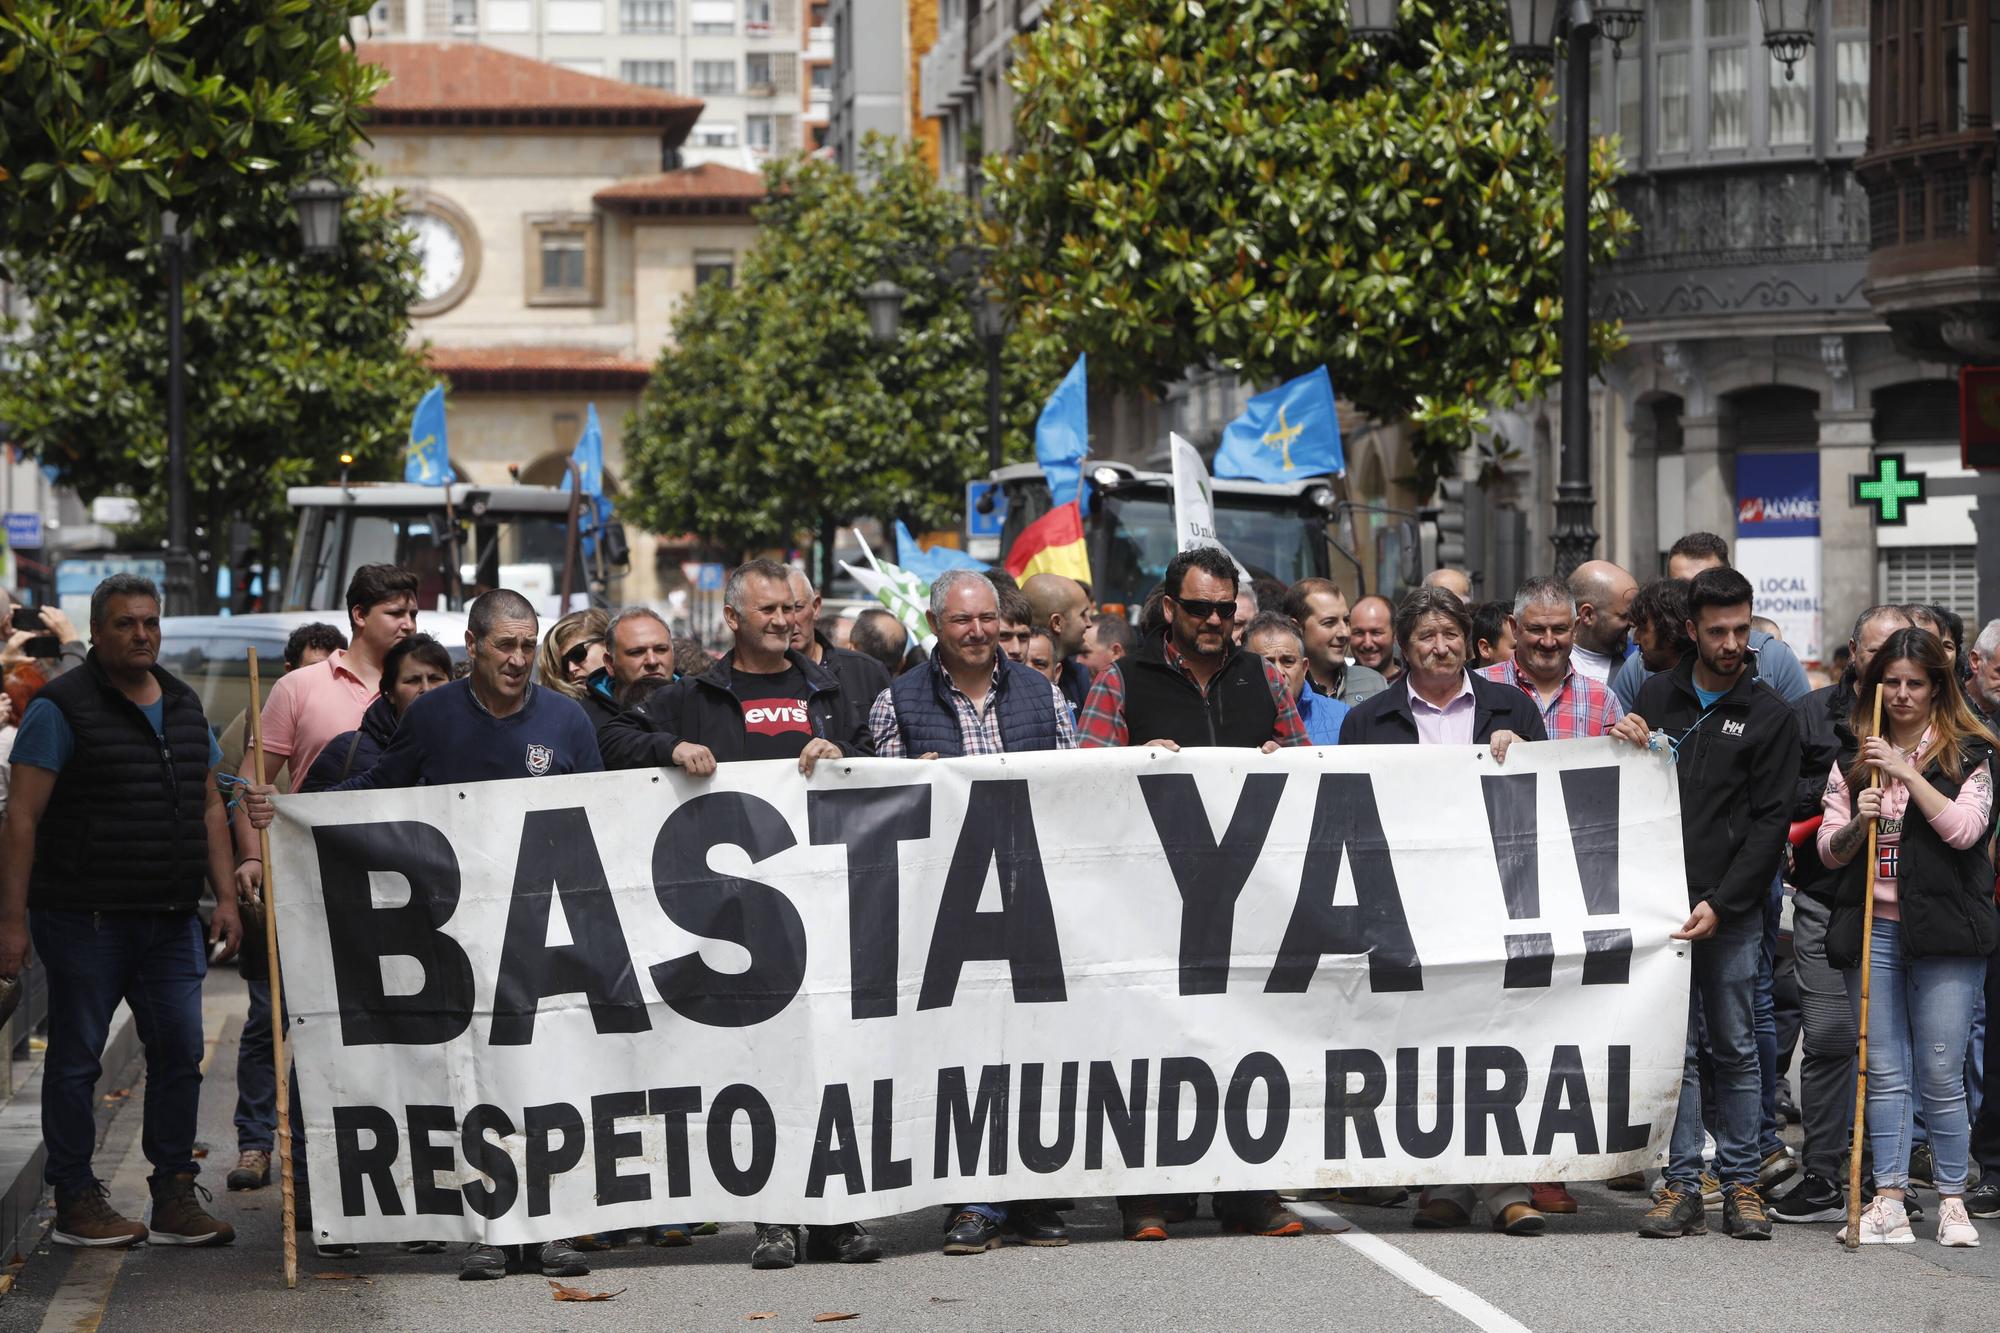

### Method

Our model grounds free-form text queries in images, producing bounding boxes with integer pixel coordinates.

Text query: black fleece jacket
[1633,654,1801,922]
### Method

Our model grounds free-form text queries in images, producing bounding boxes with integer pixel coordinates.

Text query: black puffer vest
[889,656,1064,756]
[1827,738,2000,967]
[1118,633,1278,749]
[28,653,213,912]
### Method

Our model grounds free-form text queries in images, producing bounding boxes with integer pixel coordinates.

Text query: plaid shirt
[1076,639,1309,749]
[869,663,1078,756]
[1476,656,1624,739]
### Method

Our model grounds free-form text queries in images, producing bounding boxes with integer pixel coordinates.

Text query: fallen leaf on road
[310,1272,371,1284]
[812,1315,860,1323]
[746,1316,777,1322]
[549,1280,625,1302]
[0,1272,15,1295]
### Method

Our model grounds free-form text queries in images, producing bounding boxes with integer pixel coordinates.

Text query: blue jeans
[32,909,208,1192]
[1844,918,1984,1194]
[235,977,276,1153]
[1668,913,1763,1189]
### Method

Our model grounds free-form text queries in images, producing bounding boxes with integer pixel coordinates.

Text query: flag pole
[1843,685,1886,1250]
[247,649,298,1288]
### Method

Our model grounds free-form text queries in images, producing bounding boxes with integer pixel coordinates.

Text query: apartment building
[362,0,810,166]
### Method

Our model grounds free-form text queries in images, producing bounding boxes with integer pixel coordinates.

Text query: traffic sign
[1961,366,2000,470]
[1852,454,1927,526]
[965,482,1007,539]
[3,512,42,549]
[695,563,725,591]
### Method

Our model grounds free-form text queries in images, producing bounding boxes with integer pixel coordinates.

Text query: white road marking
[1291,1201,1535,1333]
[36,1002,231,1333]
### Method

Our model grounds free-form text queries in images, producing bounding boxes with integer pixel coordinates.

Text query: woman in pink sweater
[1819,627,1999,1248]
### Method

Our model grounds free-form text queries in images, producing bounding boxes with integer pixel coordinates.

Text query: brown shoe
[148,1173,235,1247]
[1120,1196,1169,1241]
[1493,1202,1547,1236]
[1605,1170,1646,1192]
[1413,1196,1471,1229]
[52,1182,148,1248]
[226,1150,270,1192]
[1217,1191,1306,1236]
[1529,1182,1578,1214]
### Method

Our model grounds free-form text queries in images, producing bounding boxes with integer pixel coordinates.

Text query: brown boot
[226,1150,270,1192]
[52,1182,148,1248]
[147,1173,235,1247]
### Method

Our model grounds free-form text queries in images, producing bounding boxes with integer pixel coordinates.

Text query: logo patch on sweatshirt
[1722,719,1746,737]
[525,743,554,776]
[740,697,811,738]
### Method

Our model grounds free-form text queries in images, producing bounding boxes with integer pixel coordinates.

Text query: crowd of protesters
[1,522,1994,1275]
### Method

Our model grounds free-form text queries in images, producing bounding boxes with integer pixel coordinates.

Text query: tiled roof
[361,42,703,139]
[427,344,651,392]
[594,163,767,216]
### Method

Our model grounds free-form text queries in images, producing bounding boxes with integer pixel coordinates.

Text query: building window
[526,216,602,307]
[747,114,775,152]
[695,250,735,288]
[690,0,734,34]
[621,0,673,32]
[693,124,740,146]
[1882,545,1978,624]
[1658,52,1692,151]
[1768,51,1812,145]
[623,59,676,90]
[1703,0,1748,149]
[747,51,774,90]
[450,0,478,32]
[745,0,773,32]
[693,60,737,95]
[546,0,605,33]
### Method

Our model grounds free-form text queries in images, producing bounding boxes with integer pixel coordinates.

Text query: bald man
[1566,560,1638,685]
[1424,568,1473,601]
[1021,573,1095,710]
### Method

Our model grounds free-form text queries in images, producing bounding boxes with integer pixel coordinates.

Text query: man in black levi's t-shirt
[730,658,817,761]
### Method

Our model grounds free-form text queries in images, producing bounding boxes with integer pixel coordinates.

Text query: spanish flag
[1004,500,1091,583]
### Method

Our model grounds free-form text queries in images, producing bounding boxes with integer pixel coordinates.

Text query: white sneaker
[1937,1196,1981,1247]
[1836,1195,1915,1245]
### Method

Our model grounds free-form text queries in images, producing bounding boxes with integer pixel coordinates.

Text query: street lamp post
[1552,0,1600,581]
[860,251,1011,471]
[158,177,347,614]
[161,211,194,615]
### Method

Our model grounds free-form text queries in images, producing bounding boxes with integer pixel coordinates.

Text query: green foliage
[624,138,1059,556]
[0,178,432,535]
[0,0,382,257]
[984,0,1634,493]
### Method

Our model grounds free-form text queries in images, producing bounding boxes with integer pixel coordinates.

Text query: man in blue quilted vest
[868,567,1076,1254]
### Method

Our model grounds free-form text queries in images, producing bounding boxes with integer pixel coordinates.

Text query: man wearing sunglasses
[1077,545,1309,1242]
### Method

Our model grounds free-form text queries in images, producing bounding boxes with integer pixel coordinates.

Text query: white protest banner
[270,740,1690,1246]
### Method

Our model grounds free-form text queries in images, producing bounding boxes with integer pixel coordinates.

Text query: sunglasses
[1169,596,1235,624]
[562,639,601,668]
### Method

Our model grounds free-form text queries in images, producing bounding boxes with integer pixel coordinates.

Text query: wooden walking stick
[247,649,298,1288]
[1843,686,1886,1250]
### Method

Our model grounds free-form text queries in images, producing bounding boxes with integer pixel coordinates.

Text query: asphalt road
[0,973,1991,1333]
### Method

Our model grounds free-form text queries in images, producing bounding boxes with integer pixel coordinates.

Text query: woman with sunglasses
[1819,626,1999,1247]
[535,608,609,698]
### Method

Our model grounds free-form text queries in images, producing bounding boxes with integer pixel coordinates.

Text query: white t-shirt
[1570,644,1615,684]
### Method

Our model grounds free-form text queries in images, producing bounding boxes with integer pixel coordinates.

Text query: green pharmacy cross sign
[1852,454,1928,526]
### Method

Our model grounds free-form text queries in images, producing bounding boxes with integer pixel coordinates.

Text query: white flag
[1169,431,1251,580]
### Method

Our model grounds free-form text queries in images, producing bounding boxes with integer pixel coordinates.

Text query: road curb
[0,1002,141,1257]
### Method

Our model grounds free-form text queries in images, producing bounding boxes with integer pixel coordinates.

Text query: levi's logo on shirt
[740,697,811,737]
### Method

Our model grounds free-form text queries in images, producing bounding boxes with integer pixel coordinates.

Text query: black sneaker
[1007,1203,1070,1247]
[1721,1183,1772,1240]
[1910,1142,1936,1188]
[459,1243,508,1280]
[805,1221,883,1264]
[1768,1171,1845,1224]
[750,1223,798,1270]
[1637,1183,1706,1238]
[537,1239,589,1277]
[1967,1180,2000,1218]
[942,1210,1005,1255]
